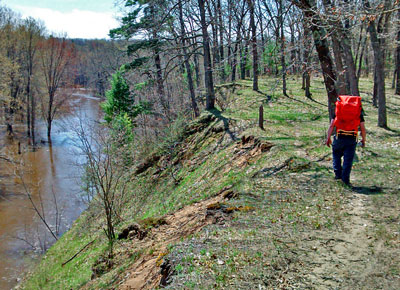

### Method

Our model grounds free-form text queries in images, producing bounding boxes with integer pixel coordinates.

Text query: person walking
[326,96,366,186]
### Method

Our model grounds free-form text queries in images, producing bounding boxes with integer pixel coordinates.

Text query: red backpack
[333,95,362,135]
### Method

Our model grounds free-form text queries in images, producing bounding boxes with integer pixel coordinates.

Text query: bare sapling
[74,119,129,265]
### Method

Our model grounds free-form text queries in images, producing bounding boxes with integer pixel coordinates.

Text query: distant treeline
[0,5,127,143]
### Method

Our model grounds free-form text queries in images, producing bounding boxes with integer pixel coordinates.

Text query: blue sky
[4,0,121,39]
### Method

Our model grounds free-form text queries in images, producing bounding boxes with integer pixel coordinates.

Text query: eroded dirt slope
[117,188,237,290]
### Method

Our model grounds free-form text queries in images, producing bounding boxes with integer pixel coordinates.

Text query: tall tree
[247,0,259,91]
[21,17,43,145]
[293,0,338,119]
[322,0,347,95]
[301,20,312,99]
[364,0,389,128]
[217,0,225,81]
[178,0,199,117]
[336,0,360,96]
[110,0,170,116]
[198,0,215,110]
[278,0,288,96]
[0,8,24,136]
[396,8,400,95]
[39,36,75,139]
[231,1,246,82]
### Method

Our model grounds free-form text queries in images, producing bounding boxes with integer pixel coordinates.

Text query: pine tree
[102,69,135,123]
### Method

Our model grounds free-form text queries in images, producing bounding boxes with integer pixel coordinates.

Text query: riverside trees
[38,36,75,139]
[0,6,76,142]
[0,6,122,143]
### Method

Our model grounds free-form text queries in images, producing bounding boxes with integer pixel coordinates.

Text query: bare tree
[178,0,200,117]
[198,0,216,110]
[248,0,259,91]
[20,17,43,146]
[396,7,400,95]
[364,0,391,128]
[293,0,338,119]
[38,36,75,139]
[75,120,129,263]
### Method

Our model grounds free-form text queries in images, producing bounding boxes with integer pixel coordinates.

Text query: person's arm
[326,119,335,147]
[360,122,366,147]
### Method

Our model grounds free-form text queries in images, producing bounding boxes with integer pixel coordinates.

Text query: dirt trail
[302,192,375,288]
[118,193,227,290]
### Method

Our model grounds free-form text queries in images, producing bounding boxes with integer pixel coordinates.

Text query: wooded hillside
[9,1,400,289]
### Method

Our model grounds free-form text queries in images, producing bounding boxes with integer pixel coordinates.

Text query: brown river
[0,90,101,289]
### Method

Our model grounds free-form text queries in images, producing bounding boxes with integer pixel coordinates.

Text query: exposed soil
[117,188,235,290]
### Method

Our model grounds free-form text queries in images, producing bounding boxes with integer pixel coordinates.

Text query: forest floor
[21,76,400,289]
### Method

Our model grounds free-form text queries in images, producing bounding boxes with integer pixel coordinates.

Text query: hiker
[325,96,366,186]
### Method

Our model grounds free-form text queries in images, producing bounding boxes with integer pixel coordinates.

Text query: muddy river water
[0,91,101,289]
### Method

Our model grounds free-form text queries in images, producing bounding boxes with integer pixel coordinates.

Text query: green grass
[21,75,400,289]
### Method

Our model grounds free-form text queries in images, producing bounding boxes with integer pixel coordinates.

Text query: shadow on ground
[209,109,237,141]
[351,185,385,195]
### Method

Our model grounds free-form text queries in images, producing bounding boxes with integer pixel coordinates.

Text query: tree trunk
[217,0,225,81]
[396,8,400,95]
[178,0,199,117]
[47,93,53,140]
[257,0,266,75]
[207,2,218,72]
[293,0,338,119]
[26,79,31,139]
[302,20,312,99]
[365,44,370,77]
[153,41,168,114]
[232,23,241,82]
[245,38,251,78]
[289,23,297,74]
[279,0,288,96]
[322,0,359,96]
[365,0,387,127]
[341,36,360,96]
[357,37,366,80]
[305,71,311,99]
[31,91,36,147]
[232,2,246,82]
[373,68,378,107]
[227,0,233,79]
[331,35,348,95]
[354,23,365,79]
[341,0,359,96]
[259,105,264,130]
[198,0,215,110]
[248,0,258,91]
[193,46,201,88]
[240,40,246,80]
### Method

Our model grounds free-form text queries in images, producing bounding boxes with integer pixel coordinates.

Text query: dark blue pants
[332,136,357,184]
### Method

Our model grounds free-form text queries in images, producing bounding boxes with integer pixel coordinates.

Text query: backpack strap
[337,129,358,136]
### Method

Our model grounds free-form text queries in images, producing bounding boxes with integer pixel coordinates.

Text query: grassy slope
[22,76,400,289]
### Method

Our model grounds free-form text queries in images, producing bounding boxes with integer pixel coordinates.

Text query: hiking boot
[342,180,352,187]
